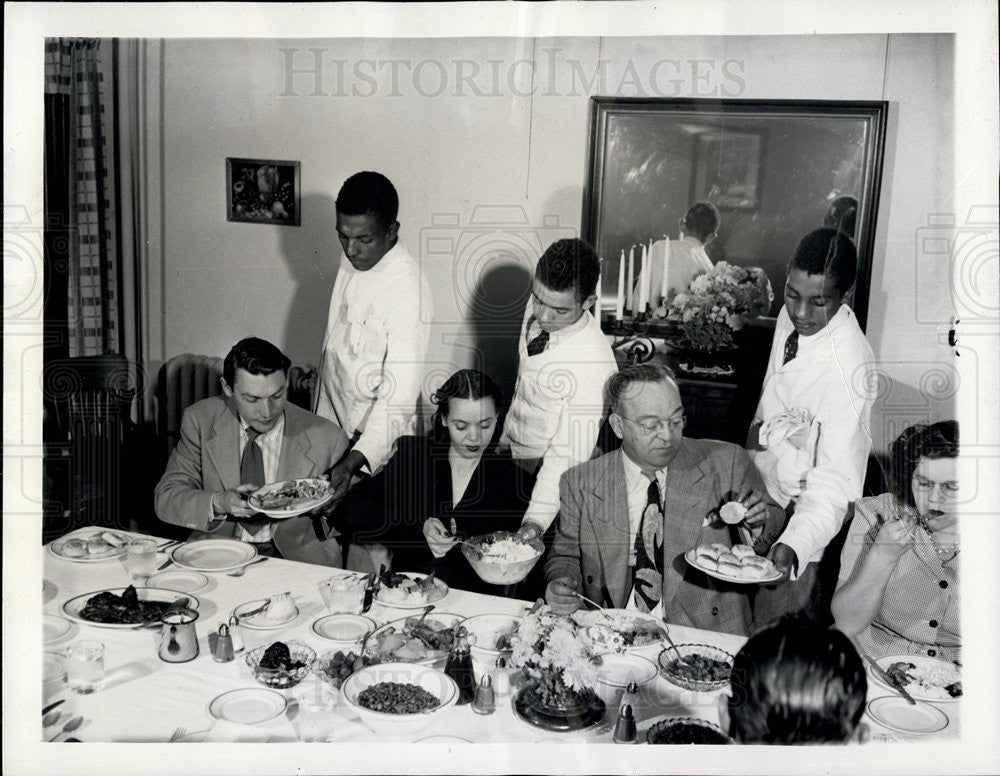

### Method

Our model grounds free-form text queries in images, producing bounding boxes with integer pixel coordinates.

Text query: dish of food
[866,696,949,735]
[317,649,371,689]
[49,529,128,562]
[358,681,441,714]
[233,595,299,630]
[657,643,734,691]
[145,570,210,594]
[461,532,545,585]
[461,613,521,653]
[373,570,448,609]
[208,688,288,725]
[685,544,782,584]
[872,655,962,702]
[62,585,199,628]
[245,640,316,689]
[572,609,669,654]
[646,716,732,744]
[342,663,459,736]
[170,539,257,573]
[364,613,464,665]
[247,478,334,518]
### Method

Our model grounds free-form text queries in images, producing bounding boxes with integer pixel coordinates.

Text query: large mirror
[583,98,887,331]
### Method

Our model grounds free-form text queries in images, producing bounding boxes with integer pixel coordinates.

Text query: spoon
[227,556,268,577]
[416,604,436,623]
[662,627,694,665]
[48,715,83,742]
[575,593,615,623]
[43,711,62,728]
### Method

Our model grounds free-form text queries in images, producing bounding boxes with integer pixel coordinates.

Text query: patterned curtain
[44,38,120,357]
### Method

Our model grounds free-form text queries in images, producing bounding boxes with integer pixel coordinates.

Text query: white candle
[615,249,625,321]
[626,245,635,313]
[639,243,649,313]
[660,234,671,302]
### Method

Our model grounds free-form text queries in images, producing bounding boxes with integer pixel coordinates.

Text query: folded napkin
[758,408,818,454]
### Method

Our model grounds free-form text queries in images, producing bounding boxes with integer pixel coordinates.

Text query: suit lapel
[584,452,630,607]
[204,400,241,490]
[660,440,708,608]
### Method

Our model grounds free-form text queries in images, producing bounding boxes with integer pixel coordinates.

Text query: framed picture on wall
[226,157,301,226]
[692,130,765,212]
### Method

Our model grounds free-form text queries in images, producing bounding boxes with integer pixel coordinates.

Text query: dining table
[41,527,962,745]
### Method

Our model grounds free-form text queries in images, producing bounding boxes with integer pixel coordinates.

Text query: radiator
[157,353,224,456]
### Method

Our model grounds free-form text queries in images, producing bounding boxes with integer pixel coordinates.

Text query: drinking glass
[318,577,365,613]
[296,687,336,742]
[125,538,159,583]
[67,640,106,694]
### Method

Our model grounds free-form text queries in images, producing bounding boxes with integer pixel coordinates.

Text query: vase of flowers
[508,606,606,731]
[663,262,773,353]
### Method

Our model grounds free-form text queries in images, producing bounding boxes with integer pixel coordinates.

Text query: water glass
[318,577,365,613]
[296,690,336,742]
[125,538,159,583]
[67,640,106,694]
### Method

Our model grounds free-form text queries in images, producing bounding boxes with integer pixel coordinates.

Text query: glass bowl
[656,643,734,691]
[245,640,316,689]
[646,716,733,744]
[460,531,544,585]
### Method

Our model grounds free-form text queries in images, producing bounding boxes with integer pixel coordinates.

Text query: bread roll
[709,543,730,555]
[61,538,88,557]
[739,564,767,579]
[87,537,112,555]
[718,551,738,565]
[695,548,719,570]
[719,501,748,525]
[741,555,768,569]
[100,531,125,548]
[731,544,756,559]
[696,544,721,561]
[718,559,741,576]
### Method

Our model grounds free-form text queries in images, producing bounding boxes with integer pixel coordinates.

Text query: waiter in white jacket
[747,228,874,625]
[315,171,432,503]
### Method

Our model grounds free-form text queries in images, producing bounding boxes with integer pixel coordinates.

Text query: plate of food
[170,539,257,573]
[373,570,448,609]
[49,529,128,562]
[247,478,334,518]
[685,543,782,584]
[233,594,299,630]
[572,609,669,659]
[62,585,199,628]
[871,655,962,702]
[363,612,465,666]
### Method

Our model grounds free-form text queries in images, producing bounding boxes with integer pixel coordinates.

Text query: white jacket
[315,240,432,473]
[501,306,618,532]
[748,305,874,574]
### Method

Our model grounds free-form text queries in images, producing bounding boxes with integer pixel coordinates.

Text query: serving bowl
[646,716,732,744]
[572,608,670,662]
[245,640,316,689]
[363,612,464,668]
[460,531,544,585]
[341,662,459,737]
[461,612,522,679]
[593,652,658,709]
[657,643,734,692]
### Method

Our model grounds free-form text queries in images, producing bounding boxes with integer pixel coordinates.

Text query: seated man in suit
[155,337,349,564]
[544,363,784,636]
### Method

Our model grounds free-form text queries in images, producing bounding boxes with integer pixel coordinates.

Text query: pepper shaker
[471,674,495,715]
[211,623,234,663]
[613,703,637,744]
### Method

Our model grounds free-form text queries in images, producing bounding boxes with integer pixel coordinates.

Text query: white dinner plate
[61,587,200,629]
[572,609,669,654]
[870,655,962,703]
[43,614,72,644]
[208,688,288,725]
[683,549,782,585]
[312,613,376,644]
[146,570,210,594]
[233,598,299,630]
[373,572,449,609]
[171,539,257,572]
[48,528,129,562]
[866,696,949,735]
[247,478,334,518]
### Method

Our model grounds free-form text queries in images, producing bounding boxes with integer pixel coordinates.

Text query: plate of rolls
[48,528,128,562]
[684,542,782,584]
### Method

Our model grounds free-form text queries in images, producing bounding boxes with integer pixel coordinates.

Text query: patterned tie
[633,471,664,613]
[240,427,267,536]
[526,327,549,357]
[782,330,799,365]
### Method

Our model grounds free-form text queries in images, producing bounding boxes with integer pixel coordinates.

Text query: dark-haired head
[726,615,867,745]
[222,337,291,387]
[429,369,505,449]
[887,420,959,510]
[335,171,399,232]
[823,195,859,239]
[682,201,721,245]
[788,227,857,297]
[534,238,601,304]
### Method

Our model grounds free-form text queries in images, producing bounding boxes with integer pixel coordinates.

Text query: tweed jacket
[545,438,784,636]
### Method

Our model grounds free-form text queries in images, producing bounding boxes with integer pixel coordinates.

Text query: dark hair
[788,227,858,296]
[682,201,721,243]
[887,420,959,509]
[429,369,505,446]
[728,615,867,745]
[223,337,291,387]
[603,363,678,416]
[823,195,859,238]
[534,238,601,303]
[335,171,399,232]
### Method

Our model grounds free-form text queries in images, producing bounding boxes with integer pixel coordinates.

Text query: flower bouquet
[508,605,605,731]
[664,262,773,352]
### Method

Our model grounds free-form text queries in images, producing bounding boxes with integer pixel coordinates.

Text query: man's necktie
[526,328,549,357]
[782,330,799,365]
[240,428,267,536]
[633,471,664,613]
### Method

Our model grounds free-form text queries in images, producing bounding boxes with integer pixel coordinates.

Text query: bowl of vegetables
[363,612,464,668]
[341,662,459,737]
[460,531,544,585]
[657,644,734,692]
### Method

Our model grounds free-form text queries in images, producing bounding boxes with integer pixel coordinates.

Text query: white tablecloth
[42,529,959,744]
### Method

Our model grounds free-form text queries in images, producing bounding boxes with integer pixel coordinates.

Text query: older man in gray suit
[545,364,784,636]
[155,337,349,565]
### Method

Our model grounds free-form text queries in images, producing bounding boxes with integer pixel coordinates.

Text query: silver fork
[227,556,268,577]
[168,727,187,742]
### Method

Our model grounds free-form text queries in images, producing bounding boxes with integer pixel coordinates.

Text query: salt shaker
[471,674,495,715]
[444,627,476,705]
[613,702,637,744]
[211,623,234,663]
[492,656,511,696]
[227,614,245,653]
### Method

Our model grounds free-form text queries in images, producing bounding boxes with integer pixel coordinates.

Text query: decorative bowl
[646,716,732,744]
[460,531,544,585]
[656,643,734,692]
[592,652,658,709]
[461,612,522,678]
[341,662,459,737]
[245,640,316,689]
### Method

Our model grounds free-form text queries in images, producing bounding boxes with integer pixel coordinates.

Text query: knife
[156,556,174,572]
[42,699,66,716]
[361,572,377,614]
[864,655,916,705]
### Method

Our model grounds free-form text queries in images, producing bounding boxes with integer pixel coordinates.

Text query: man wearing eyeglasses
[544,363,784,636]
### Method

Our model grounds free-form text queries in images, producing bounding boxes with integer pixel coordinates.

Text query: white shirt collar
[239,412,285,442]
[620,448,666,487]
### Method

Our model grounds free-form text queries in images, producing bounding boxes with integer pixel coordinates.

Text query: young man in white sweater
[747,227,875,625]
[501,238,619,541]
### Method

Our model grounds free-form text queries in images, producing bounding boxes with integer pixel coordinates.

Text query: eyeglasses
[911,474,959,497]
[617,414,686,436]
